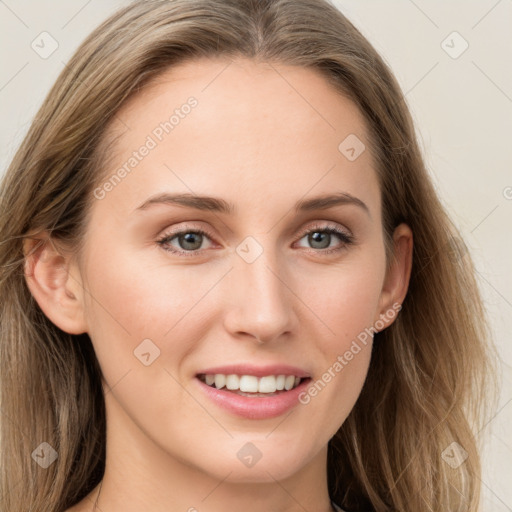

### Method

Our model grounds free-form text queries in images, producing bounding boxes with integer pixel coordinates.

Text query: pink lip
[195,377,311,420]
[195,364,310,379]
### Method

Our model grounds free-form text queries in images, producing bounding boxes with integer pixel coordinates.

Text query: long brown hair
[0,1,498,510]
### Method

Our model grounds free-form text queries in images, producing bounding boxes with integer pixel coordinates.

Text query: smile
[197,373,304,395]
[194,365,312,419]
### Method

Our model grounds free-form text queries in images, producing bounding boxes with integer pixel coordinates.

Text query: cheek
[291,256,384,423]
[297,257,385,348]
[83,241,198,335]
[80,243,177,379]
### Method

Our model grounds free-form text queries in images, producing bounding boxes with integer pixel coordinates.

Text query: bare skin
[24,57,413,512]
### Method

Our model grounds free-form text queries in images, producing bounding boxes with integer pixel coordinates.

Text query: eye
[156,222,354,257]
[295,223,354,255]
[156,225,215,257]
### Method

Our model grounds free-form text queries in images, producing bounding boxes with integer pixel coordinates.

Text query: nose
[222,248,298,345]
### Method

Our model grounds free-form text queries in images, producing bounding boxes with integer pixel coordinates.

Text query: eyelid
[295,220,353,240]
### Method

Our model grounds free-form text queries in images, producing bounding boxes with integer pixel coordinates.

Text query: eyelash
[156,222,355,258]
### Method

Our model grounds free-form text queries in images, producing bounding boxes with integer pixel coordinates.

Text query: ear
[23,233,88,335]
[374,223,413,330]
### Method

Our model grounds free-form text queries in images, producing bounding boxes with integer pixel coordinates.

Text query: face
[62,57,407,484]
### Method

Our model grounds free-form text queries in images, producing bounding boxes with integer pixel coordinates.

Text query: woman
[0,0,498,511]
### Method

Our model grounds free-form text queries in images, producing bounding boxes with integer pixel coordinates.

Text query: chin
[182,439,314,484]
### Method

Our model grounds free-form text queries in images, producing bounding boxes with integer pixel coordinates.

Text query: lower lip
[195,377,311,420]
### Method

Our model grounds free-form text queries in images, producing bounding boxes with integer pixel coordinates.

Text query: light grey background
[1,1,511,509]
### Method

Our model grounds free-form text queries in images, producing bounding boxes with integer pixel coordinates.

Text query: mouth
[194,364,312,419]
[196,373,309,397]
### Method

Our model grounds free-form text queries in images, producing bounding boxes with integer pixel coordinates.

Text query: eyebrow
[134,192,371,217]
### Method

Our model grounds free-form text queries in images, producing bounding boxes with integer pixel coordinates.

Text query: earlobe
[23,234,88,335]
[375,223,413,330]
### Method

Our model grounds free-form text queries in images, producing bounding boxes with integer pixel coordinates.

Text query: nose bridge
[223,239,296,343]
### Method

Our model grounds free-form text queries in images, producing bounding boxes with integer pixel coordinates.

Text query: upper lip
[196,364,311,379]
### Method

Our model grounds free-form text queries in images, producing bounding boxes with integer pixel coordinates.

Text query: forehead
[94,57,379,218]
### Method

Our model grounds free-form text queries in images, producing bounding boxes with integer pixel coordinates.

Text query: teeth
[284,375,295,390]
[258,375,277,393]
[214,374,226,389]
[240,375,259,392]
[225,374,239,390]
[201,373,304,393]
